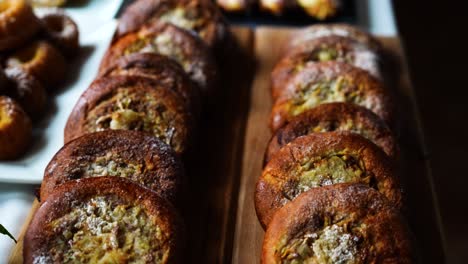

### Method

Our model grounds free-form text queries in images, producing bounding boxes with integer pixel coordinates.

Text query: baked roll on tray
[272,35,382,100]
[286,23,382,53]
[100,22,217,100]
[0,0,40,51]
[116,0,228,50]
[255,132,402,228]
[265,102,398,164]
[64,75,195,156]
[0,96,32,160]
[41,130,185,205]
[270,61,394,131]
[262,184,414,264]
[39,11,80,58]
[24,177,184,264]
[99,53,201,119]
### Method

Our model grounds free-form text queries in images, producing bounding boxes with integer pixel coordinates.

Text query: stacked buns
[24,0,228,263]
[0,0,79,159]
[255,24,415,263]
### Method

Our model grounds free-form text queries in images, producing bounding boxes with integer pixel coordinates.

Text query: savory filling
[124,33,189,71]
[288,77,365,117]
[43,196,168,263]
[159,7,206,36]
[309,120,373,142]
[85,87,180,151]
[282,153,369,201]
[277,223,361,264]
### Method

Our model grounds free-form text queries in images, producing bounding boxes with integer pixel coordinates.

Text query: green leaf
[0,224,17,243]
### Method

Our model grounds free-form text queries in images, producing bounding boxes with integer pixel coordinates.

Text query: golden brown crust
[272,36,382,100]
[255,132,402,228]
[0,96,32,160]
[265,102,398,164]
[64,75,194,155]
[4,66,47,118]
[216,0,253,12]
[262,184,414,263]
[259,0,297,15]
[39,11,80,57]
[99,53,201,119]
[286,24,382,53]
[116,0,228,49]
[297,0,341,20]
[0,0,40,51]
[101,22,217,100]
[270,61,394,131]
[29,0,66,7]
[24,177,184,264]
[41,130,185,205]
[6,40,67,88]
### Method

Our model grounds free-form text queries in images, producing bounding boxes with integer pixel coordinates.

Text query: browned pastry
[255,132,402,228]
[0,96,32,160]
[216,0,253,12]
[99,53,201,119]
[41,130,185,204]
[100,22,217,100]
[270,61,394,131]
[297,0,341,20]
[272,36,382,100]
[259,0,296,15]
[4,66,47,118]
[24,177,184,264]
[0,0,40,51]
[286,23,382,53]
[6,40,67,88]
[116,0,228,49]
[262,184,414,263]
[39,12,80,57]
[265,102,398,164]
[29,0,66,7]
[64,75,194,155]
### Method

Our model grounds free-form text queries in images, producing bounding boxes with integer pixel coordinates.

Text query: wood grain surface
[8,26,444,264]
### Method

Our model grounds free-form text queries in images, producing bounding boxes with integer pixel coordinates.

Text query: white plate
[0,0,123,184]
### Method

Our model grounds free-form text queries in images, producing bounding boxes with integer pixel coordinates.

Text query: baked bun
[41,130,185,204]
[272,36,382,100]
[24,177,184,264]
[0,0,40,51]
[29,0,66,7]
[286,24,382,52]
[4,66,47,118]
[101,22,217,100]
[262,184,414,264]
[6,40,67,88]
[216,0,253,12]
[265,102,398,164]
[270,61,394,131]
[39,12,80,57]
[0,96,32,160]
[297,0,341,20]
[117,0,228,49]
[259,0,296,15]
[255,132,402,228]
[65,75,194,155]
[99,53,201,119]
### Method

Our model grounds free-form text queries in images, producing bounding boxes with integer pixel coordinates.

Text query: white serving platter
[0,0,122,184]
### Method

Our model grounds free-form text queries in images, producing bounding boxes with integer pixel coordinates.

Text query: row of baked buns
[23,0,229,263]
[0,0,79,159]
[255,24,416,263]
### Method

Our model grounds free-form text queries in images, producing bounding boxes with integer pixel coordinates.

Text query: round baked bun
[265,102,398,164]
[270,61,394,131]
[262,184,414,263]
[117,0,228,49]
[255,132,402,228]
[64,75,194,155]
[100,22,217,100]
[272,36,382,100]
[24,177,184,264]
[41,130,185,205]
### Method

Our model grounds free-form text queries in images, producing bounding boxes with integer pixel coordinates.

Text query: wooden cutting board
[8,26,445,263]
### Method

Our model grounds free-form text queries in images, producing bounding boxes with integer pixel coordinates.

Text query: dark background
[393,1,468,263]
